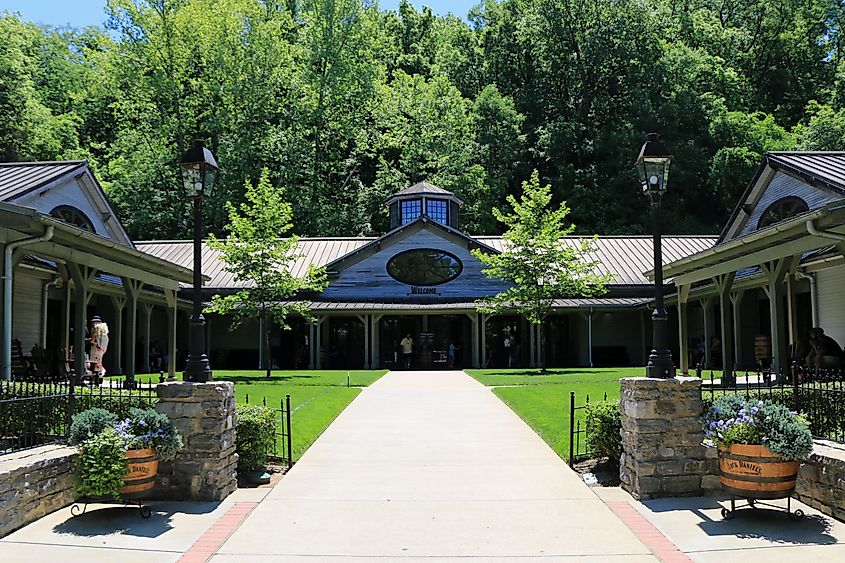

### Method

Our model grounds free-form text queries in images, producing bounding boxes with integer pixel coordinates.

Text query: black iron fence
[0,378,158,455]
[568,391,608,466]
[243,393,293,467]
[700,364,845,443]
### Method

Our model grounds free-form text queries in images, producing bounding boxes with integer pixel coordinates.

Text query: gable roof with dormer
[0,161,133,247]
[719,152,845,243]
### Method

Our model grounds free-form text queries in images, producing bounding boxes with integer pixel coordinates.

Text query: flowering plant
[114,407,183,462]
[703,395,813,461]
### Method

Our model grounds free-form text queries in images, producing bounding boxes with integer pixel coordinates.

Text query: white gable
[11,169,133,247]
[724,168,844,242]
[321,222,511,301]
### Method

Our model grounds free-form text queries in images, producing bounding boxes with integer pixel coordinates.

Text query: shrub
[68,408,118,446]
[73,426,128,500]
[236,404,276,472]
[584,401,622,466]
[703,395,813,460]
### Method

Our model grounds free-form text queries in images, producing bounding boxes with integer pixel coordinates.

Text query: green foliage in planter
[584,400,622,466]
[73,427,128,500]
[68,408,118,446]
[115,407,183,462]
[236,404,276,472]
[704,395,813,461]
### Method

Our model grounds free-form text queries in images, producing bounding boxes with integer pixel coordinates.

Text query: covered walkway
[212,370,655,560]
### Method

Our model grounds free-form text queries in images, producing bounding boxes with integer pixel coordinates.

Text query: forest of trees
[3,0,845,240]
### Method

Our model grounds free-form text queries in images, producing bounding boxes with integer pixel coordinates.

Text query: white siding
[738,171,842,238]
[817,264,845,346]
[13,269,49,353]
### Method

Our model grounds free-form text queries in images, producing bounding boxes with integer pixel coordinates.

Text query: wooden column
[67,264,96,382]
[110,296,126,375]
[165,289,177,379]
[730,289,745,369]
[258,315,265,370]
[142,302,153,374]
[587,310,593,368]
[701,297,713,369]
[308,322,315,369]
[677,284,690,375]
[761,258,791,372]
[467,312,479,368]
[122,278,142,383]
[315,316,324,370]
[714,273,736,378]
[59,267,71,355]
[357,314,370,369]
[786,273,798,348]
[371,314,383,369]
[480,314,488,368]
[528,320,536,368]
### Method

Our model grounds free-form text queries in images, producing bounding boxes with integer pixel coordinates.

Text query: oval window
[387,249,463,286]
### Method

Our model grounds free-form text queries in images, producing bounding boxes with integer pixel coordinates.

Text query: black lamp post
[636,133,676,379]
[180,139,219,383]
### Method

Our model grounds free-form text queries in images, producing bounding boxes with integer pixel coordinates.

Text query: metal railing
[243,393,293,467]
[568,391,607,466]
[0,377,159,455]
[700,364,845,443]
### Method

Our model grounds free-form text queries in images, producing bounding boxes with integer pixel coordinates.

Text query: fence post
[568,391,575,467]
[286,394,293,466]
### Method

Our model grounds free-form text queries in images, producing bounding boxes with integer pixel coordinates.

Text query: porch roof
[0,202,194,289]
[299,297,650,312]
[657,200,845,286]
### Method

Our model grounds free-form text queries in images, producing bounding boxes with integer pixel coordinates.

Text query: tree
[471,171,610,368]
[206,169,327,377]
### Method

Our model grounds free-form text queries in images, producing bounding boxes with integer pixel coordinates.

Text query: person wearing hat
[89,316,109,379]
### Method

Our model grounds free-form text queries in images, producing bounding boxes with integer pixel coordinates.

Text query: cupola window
[426,199,448,224]
[401,199,422,224]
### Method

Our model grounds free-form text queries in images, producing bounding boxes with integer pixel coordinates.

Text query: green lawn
[113,369,387,461]
[465,368,635,460]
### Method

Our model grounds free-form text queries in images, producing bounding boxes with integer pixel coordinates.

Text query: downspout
[3,226,55,380]
[796,271,818,328]
[42,276,59,347]
[804,219,845,330]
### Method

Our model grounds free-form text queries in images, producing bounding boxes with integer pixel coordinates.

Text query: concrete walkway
[212,370,655,561]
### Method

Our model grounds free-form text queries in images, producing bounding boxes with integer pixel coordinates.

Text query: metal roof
[384,181,464,205]
[0,161,87,201]
[136,238,375,289]
[137,235,716,290]
[280,297,651,311]
[767,152,845,193]
[475,235,717,285]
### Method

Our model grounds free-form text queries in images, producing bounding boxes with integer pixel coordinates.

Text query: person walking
[400,333,414,369]
[89,316,109,380]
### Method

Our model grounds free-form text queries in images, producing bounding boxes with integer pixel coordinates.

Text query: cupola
[384,181,463,230]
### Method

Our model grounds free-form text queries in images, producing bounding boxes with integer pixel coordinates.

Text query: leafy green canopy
[207,168,327,329]
[472,172,610,325]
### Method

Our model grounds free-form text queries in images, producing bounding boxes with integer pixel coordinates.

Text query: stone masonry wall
[620,377,720,500]
[0,445,77,537]
[154,381,237,501]
[795,440,845,521]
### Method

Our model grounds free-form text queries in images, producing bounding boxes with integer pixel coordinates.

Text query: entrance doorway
[378,315,471,369]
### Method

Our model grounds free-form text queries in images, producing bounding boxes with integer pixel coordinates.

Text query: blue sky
[1,1,477,28]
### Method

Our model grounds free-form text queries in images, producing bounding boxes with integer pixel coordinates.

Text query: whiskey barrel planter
[719,444,799,499]
[119,448,159,498]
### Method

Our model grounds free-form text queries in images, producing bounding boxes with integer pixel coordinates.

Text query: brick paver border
[607,501,691,563]
[178,502,258,563]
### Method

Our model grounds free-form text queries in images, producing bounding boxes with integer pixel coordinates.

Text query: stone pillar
[619,377,719,500]
[154,381,237,501]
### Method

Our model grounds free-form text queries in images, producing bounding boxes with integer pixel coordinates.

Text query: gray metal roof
[384,181,464,205]
[137,235,715,290]
[0,161,87,201]
[136,238,374,289]
[474,235,717,285]
[283,298,651,311]
[767,152,845,194]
